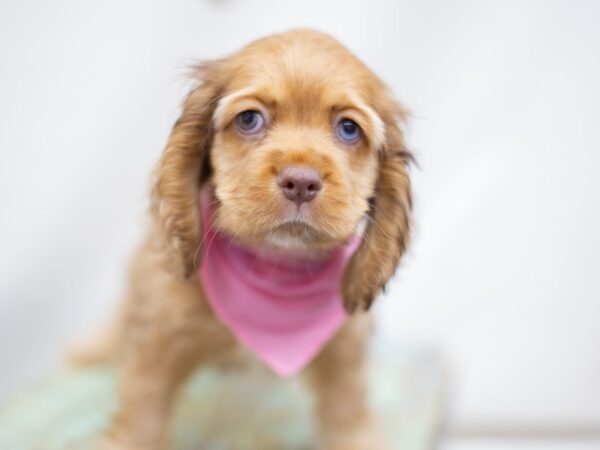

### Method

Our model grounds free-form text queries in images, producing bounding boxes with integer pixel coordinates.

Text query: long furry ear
[151,61,224,279]
[342,98,413,313]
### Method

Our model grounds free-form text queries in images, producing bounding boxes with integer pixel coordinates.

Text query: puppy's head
[152,29,412,312]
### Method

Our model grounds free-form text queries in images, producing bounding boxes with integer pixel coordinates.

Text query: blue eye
[336,118,361,144]
[235,110,265,135]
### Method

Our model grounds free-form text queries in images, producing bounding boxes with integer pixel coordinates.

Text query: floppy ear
[150,61,224,279]
[342,99,413,313]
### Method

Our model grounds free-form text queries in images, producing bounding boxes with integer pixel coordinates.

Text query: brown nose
[277,166,323,205]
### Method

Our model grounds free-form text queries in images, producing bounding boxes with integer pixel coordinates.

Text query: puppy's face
[209,35,384,251]
[154,30,412,311]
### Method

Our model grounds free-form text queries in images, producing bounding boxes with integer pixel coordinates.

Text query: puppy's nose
[277,166,323,205]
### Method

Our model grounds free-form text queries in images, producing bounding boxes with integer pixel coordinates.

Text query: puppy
[91,29,412,450]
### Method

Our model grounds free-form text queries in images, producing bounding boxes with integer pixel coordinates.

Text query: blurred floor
[0,345,443,450]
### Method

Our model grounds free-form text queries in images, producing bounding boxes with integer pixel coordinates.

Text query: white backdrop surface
[1,0,599,432]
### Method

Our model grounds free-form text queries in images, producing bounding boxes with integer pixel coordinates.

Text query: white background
[1,0,599,443]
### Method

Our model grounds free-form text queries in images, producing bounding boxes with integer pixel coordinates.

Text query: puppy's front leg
[98,277,234,450]
[306,314,385,450]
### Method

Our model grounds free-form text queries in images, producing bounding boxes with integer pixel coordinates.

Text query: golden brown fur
[77,29,412,450]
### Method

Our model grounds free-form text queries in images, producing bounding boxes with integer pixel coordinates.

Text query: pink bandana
[197,190,360,377]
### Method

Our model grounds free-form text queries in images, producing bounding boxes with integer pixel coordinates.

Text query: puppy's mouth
[212,188,355,250]
[273,202,328,235]
[265,216,330,250]
[275,220,317,235]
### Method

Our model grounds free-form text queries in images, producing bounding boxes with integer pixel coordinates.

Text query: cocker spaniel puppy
[86,29,412,450]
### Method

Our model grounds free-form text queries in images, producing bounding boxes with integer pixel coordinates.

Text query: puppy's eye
[335,118,361,144]
[235,110,265,135]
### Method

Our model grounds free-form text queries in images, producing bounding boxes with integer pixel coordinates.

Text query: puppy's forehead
[226,30,378,104]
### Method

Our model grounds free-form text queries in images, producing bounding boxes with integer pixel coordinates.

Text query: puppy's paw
[319,427,387,450]
[66,327,118,367]
[323,440,387,450]
[95,433,167,450]
[94,439,136,450]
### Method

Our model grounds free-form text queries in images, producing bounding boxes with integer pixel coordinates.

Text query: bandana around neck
[197,188,361,377]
